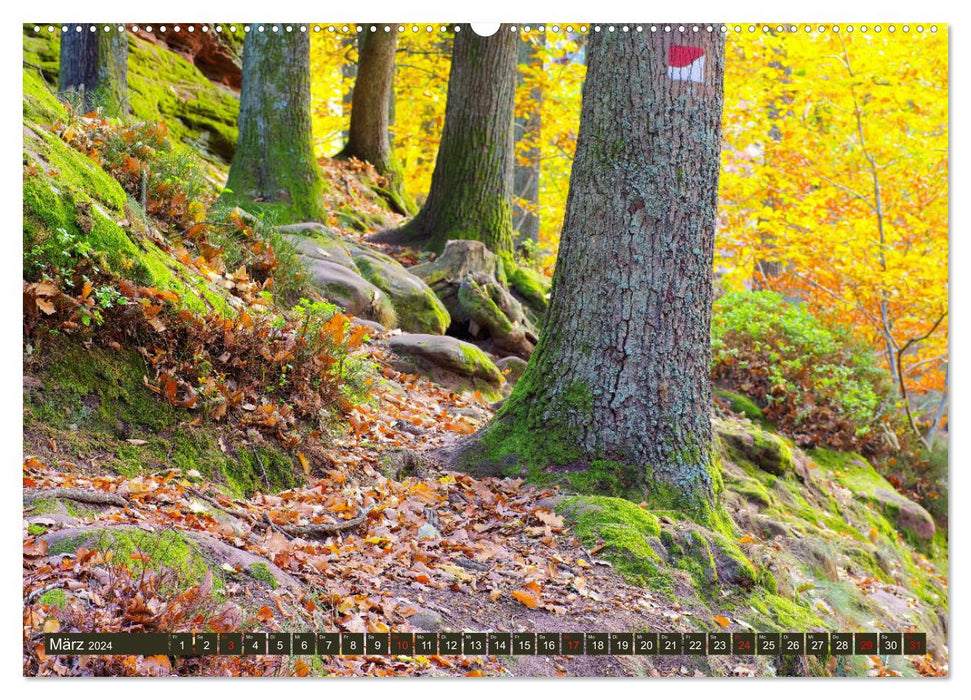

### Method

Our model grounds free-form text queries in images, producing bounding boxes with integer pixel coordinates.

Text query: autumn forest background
[22,23,947,677]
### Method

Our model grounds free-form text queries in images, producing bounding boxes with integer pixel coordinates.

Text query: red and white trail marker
[667,45,705,83]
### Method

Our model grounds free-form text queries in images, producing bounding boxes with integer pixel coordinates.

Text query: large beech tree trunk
[59,24,128,117]
[464,27,726,513]
[337,26,415,215]
[372,24,518,254]
[224,26,324,222]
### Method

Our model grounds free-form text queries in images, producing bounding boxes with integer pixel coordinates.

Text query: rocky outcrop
[387,333,503,400]
[717,421,794,476]
[133,25,243,90]
[280,224,449,334]
[410,240,538,358]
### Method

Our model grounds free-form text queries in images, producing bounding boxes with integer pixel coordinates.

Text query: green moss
[49,527,212,587]
[393,288,451,335]
[28,498,89,518]
[743,591,825,632]
[457,277,514,336]
[558,496,671,591]
[714,389,764,422]
[35,341,180,433]
[23,117,234,316]
[124,36,239,168]
[717,421,794,476]
[247,562,279,589]
[23,29,238,171]
[27,523,48,536]
[40,588,68,608]
[567,460,642,500]
[27,338,301,496]
[505,261,550,314]
[353,253,450,334]
[467,379,592,478]
[23,67,68,124]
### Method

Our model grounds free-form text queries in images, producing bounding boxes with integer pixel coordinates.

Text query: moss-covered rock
[387,333,503,401]
[46,526,212,587]
[22,112,235,316]
[24,28,239,172]
[812,448,936,542]
[280,224,450,333]
[716,420,794,476]
[505,261,550,325]
[349,246,450,335]
[411,240,538,357]
[558,496,670,590]
[714,389,764,422]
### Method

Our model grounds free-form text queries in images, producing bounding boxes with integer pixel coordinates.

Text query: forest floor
[24,363,721,678]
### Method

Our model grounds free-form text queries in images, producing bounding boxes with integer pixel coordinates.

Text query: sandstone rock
[871,488,936,540]
[496,355,528,387]
[302,257,397,329]
[350,246,449,334]
[280,224,448,334]
[411,240,537,357]
[717,421,794,476]
[388,333,503,400]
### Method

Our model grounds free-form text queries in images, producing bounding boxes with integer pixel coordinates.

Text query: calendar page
[21,17,949,680]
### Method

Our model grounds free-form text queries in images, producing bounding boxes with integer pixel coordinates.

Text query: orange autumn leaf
[512,589,539,609]
[714,615,732,628]
[294,658,311,677]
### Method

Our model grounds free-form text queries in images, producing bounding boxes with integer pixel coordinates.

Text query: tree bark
[58,24,128,117]
[513,32,543,248]
[463,27,726,514]
[337,26,415,215]
[371,24,518,255]
[224,26,324,222]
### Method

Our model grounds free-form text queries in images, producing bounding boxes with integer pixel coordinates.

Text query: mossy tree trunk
[513,31,542,249]
[337,26,415,216]
[58,25,128,117]
[465,27,726,514]
[372,24,518,255]
[224,26,324,222]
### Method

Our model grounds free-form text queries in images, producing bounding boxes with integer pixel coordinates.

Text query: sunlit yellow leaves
[718,29,948,398]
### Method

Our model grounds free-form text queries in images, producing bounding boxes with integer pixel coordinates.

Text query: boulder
[279,223,356,269]
[716,421,794,476]
[410,240,537,358]
[388,333,503,400]
[350,247,450,335]
[279,224,448,334]
[871,488,936,540]
[496,356,528,384]
[496,356,528,397]
[301,257,397,329]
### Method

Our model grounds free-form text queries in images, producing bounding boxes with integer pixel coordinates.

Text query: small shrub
[57,111,212,229]
[711,291,895,453]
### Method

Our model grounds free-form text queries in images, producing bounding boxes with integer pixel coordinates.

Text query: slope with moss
[23,26,238,173]
[555,412,948,676]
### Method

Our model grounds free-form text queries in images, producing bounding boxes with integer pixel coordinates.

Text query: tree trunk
[462,27,726,515]
[371,24,518,255]
[513,31,543,248]
[337,26,415,215]
[58,25,128,117]
[224,25,324,222]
